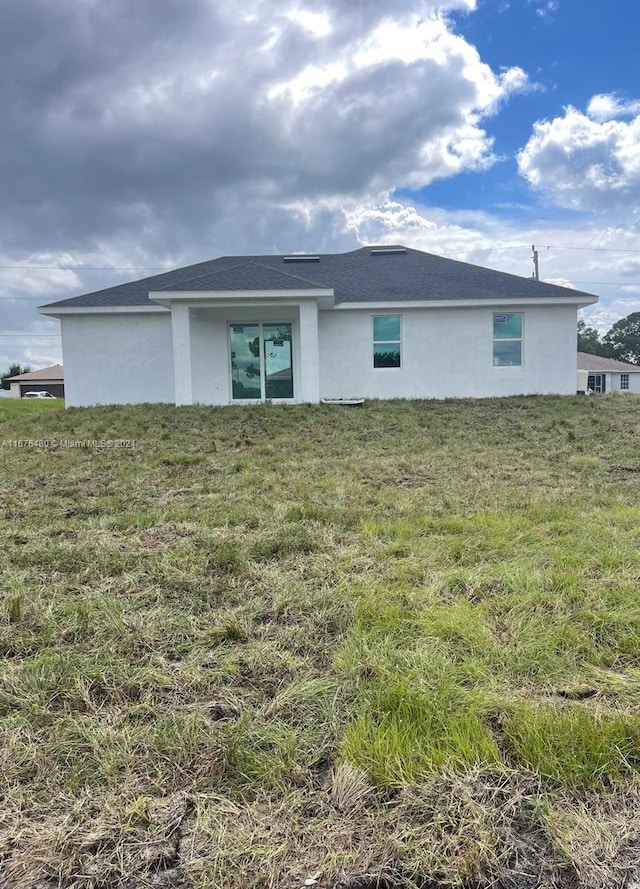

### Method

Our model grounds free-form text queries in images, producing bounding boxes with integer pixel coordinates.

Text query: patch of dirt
[555,688,598,701]
[494,618,512,646]
[139,524,197,548]
[392,473,433,489]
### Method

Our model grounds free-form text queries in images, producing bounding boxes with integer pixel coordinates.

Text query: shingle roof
[158,261,329,292]
[40,246,598,309]
[6,364,64,381]
[577,352,640,372]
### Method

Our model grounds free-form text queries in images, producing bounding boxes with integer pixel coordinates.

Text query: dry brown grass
[549,781,640,889]
[5,771,637,889]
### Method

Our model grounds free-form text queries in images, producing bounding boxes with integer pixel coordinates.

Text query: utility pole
[532,245,539,281]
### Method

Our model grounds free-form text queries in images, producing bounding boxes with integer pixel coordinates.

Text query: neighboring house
[6,364,65,399]
[38,246,598,407]
[577,351,640,394]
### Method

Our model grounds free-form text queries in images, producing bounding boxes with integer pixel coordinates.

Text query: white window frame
[372,314,402,370]
[493,312,523,368]
[620,373,629,391]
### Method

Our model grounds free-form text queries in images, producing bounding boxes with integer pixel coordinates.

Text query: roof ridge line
[248,259,328,287]
[157,259,330,292]
[155,259,250,291]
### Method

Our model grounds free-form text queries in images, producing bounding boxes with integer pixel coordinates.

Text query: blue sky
[1,0,639,369]
[401,0,640,217]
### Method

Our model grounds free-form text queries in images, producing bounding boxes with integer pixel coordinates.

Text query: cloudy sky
[1,0,639,370]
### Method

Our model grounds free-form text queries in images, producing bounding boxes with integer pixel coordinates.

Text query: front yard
[1,396,640,888]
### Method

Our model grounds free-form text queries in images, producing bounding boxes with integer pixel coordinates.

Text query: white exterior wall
[9,382,21,398]
[58,302,587,407]
[319,304,579,400]
[610,371,640,393]
[60,313,174,406]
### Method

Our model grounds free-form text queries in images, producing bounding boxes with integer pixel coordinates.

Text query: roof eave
[149,288,335,308]
[38,304,170,316]
[335,295,598,309]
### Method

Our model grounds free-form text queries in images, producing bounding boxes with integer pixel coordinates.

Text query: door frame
[228,320,295,403]
[587,373,606,394]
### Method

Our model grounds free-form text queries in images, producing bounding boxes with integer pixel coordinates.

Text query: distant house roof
[577,352,640,372]
[39,246,598,310]
[6,364,64,381]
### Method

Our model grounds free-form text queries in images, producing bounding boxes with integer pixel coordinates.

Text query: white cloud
[587,93,640,122]
[266,8,529,191]
[518,98,640,211]
[544,277,575,288]
[0,0,530,260]
[285,8,332,37]
[529,0,559,19]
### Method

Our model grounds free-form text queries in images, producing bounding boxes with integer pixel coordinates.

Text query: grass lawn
[1,395,640,888]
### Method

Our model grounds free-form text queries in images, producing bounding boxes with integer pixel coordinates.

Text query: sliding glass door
[229,322,293,401]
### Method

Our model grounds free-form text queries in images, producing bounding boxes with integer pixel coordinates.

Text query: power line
[446,244,640,256]
[538,245,640,253]
[569,281,640,287]
[0,265,167,271]
[0,243,636,269]
[440,245,532,256]
[0,333,60,337]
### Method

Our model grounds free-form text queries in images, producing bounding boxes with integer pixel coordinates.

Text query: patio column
[171,303,193,405]
[298,300,320,403]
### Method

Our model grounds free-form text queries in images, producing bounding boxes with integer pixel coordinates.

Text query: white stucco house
[577,351,640,394]
[39,245,598,407]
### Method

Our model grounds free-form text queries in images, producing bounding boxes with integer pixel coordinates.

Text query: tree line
[578,312,640,365]
[0,363,31,390]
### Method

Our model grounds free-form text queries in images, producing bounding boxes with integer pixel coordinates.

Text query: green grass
[1,395,640,888]
[0,396,63,420]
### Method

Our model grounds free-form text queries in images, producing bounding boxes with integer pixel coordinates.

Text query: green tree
[577,319,603,354]
[602,312,640,365]
[1,363,32,390]
[248,337,260,359]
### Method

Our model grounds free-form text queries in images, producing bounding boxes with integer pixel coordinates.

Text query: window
[373,315,401,368]
[493,313,522,366]
[620,373,629,391]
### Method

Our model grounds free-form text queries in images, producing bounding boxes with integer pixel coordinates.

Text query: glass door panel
[263,323,293,399]
[587,373,606,393]
[229,324,261,400]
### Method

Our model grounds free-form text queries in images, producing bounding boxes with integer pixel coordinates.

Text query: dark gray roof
[577,351,640,372]
[158,261,328,292]
[40,245,599,309]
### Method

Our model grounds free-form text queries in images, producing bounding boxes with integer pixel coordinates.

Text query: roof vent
[283,255,320,262]
[370,247,407,255]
